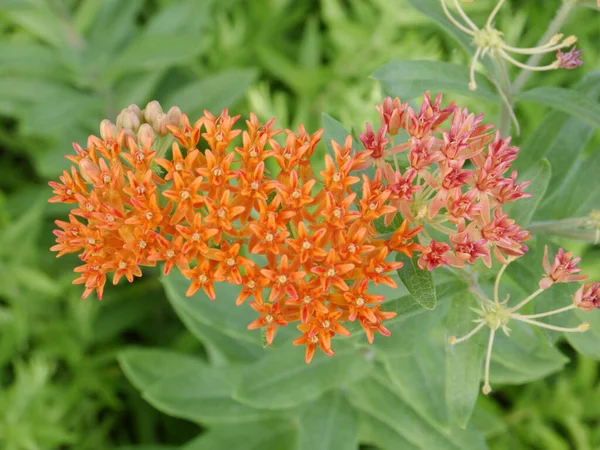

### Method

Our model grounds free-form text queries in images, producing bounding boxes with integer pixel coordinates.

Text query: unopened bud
[79,157,100,183]
[167,106,182,127]
[127,104,143,122]
[153,112,169,136]
[144,100,163,124]
[137,123,156,146]
[563,35,577,46]
[119,108,141,131]
[99,119,117,141]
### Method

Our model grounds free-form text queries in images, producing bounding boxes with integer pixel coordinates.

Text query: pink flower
[573,282,600,311]
[480,209,529,263]
[451,223,490,266]
[556,47,583,70]
[418,240,452,271]
[539,246,588,289]
[492,170,532,205]
[358,123,391,169]
[376,97,407,135]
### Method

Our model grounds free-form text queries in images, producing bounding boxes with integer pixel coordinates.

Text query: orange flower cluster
[50,93,534,362]
[49,101,424,362]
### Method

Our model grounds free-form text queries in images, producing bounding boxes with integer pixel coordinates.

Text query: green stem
[512,0,576,92]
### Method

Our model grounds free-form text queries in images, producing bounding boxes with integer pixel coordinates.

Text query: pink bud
[143,100,163,124]
[137,123,156,146]
[167,106,182,127]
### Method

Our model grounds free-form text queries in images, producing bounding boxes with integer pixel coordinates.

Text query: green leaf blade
[372,60,498,101]
[396,253,437,310]
[233,342,374,409]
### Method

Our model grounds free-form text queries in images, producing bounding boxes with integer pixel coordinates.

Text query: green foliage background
[0,0,598,449]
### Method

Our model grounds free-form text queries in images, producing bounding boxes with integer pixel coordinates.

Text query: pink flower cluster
[358,93,532,271]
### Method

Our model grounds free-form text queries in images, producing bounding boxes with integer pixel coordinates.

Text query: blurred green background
[0,0,598,449]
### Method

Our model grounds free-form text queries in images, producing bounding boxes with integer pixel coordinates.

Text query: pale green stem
[482,328,496,395]
[515,303,576,319]
[510,288,545,312]
[440,0,477,35]
[485,0,507,28]
[494,264,509,306]
[512,0,576,92]
[449,321,487,344]
[513,316,588,333]
[488,73,521,136]
[451,0,479,32]
[499,49,558,71]
[428,221,454,235]
[502,42,568,55]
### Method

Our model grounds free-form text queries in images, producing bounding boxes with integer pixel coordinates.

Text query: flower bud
[563,35,577,46]
[137,123,156,146]
[79,157,100,183]
[167,106,182,127]
[144,100,163,124]
[153,112,169,136]
[127,104,143,122]
[125,108,142,131]
[99,119,117,141]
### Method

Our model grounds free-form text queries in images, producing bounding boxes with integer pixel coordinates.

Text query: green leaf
[516,87,600,128]
[504,159,551,226]
[372,60,498,101]
[405,0,473,54]
[183,421,297,450]
[383,339,449,425]
[298,16,321,72]
[565,309,600,360]
[374,295,451,358]
[119,348,273,424]
[0,195,46,261]
[162,271,260,346]
[357,412,420,450]
[118,348,205,389]
[396,253,437,310]
[164,273,264,365]
[445,292,486,429]
[142,366,277,424]
[143,0,212,36]
[233,341,373,409]
[348,373,487,450]
[320,112,357,154]
[297,391,358,450]
[489,321,569,384]
[104,35,205,81]
[164,69,258,117]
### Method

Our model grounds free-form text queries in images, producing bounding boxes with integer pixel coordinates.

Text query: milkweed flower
[50,92,532,363]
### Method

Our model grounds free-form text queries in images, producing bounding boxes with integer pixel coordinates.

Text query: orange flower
[247,301,288,345]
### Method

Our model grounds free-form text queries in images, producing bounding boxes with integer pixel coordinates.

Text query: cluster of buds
[367,94,531,271]
[49,93,534,362]
[441,0,583,90]
[450,246,598,395]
